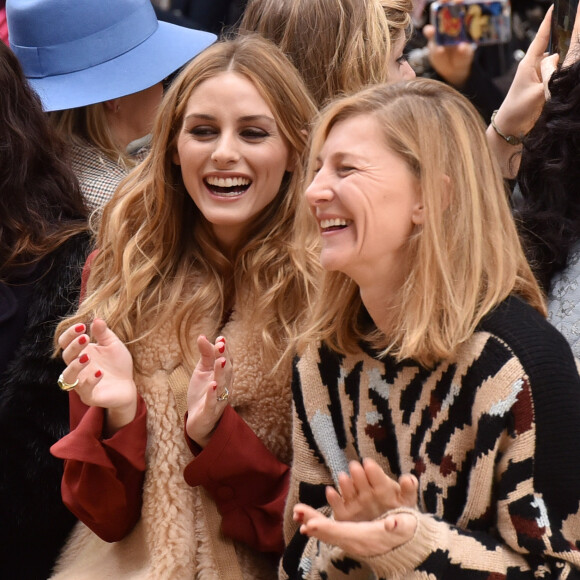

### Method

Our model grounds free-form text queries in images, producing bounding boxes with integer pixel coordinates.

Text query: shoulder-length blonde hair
[49,103,135,169]
[239,0,413,108]
[57,34,320,371]
[297,78,545,367]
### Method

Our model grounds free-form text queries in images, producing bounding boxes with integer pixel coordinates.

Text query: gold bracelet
[490,110,523,146]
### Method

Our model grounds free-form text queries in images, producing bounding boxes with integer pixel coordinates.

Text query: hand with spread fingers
[186,334,232,448]
[326,458,418,522]
[293,502,417,557]
[57,317,137,434]
[291,459,418,558]
[486,6,559,177]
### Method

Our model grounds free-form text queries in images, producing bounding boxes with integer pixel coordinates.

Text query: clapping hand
[186,334,232,448]
[293,459,418,557]
[58,318,137,434]
[327,458,418,522]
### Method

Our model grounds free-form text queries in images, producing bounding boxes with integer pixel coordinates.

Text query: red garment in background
[0,9,8,46]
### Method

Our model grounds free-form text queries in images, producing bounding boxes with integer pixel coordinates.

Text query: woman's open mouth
[205,176,251,198]
[320,218,351,232]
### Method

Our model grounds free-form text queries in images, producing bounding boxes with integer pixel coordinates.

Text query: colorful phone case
[430,0,512,46]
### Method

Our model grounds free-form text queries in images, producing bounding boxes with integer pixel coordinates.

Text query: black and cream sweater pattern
[281,296,580,579]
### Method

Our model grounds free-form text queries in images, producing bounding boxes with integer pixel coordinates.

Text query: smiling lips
[320,217,351,232]
[205,175,251,197]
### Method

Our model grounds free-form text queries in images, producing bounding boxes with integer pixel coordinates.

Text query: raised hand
[58,318,137,434]
[422,23,476,89]
[186,334,232,448]
[326,458,418,522]
[293,503,417,557]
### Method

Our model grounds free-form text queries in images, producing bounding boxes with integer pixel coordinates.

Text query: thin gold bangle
[490,110,523,146]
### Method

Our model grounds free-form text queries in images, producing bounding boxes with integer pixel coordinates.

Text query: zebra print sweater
[281,296,580,579]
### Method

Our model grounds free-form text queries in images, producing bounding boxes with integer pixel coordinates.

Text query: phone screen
[551,0,580,61]
[430,0,512,46]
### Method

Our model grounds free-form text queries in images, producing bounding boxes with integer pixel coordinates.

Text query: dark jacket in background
[0,232,92,580]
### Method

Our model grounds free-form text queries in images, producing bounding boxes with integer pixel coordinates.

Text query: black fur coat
[0,232,92,580]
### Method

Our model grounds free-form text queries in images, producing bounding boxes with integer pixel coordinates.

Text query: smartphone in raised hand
[550,0,580,61]
[430,0,512,46]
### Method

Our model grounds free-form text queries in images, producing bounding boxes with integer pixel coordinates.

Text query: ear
[104,98,120,113]
[411,183,424,225]
[172,150,181,166]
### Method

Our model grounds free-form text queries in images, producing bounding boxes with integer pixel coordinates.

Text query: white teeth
[320,218,349,229]
[206,176,251,188]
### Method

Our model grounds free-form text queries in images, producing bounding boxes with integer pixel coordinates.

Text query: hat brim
[29,22,216,112]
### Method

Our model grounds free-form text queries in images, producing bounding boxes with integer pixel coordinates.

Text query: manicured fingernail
[79,354,89,364]
[221,360,226,368]
[95,370,102,378]
[75,324,85,333]
[218,345,225,353]
[79,336,87,345]
[212,383,217,391]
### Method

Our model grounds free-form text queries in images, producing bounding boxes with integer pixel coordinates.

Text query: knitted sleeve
[281,313,580,579]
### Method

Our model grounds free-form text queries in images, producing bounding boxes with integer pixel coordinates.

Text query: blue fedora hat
[6,0,216,111]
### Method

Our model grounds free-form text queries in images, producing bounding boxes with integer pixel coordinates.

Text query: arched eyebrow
[183,113,276,124]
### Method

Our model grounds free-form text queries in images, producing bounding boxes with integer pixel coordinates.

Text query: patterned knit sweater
[281,296,580,579]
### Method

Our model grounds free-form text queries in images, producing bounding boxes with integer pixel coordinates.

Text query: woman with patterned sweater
[281,78,580,579]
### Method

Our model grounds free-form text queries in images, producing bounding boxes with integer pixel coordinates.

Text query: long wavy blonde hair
[56,35,320,372]
[295,79,546,367]
[239,0,413,108]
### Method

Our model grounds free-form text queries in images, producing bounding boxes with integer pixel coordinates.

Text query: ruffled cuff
[50,395,147,471]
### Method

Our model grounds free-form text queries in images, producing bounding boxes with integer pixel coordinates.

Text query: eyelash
[396,54,408,66]
[188,127,269,140]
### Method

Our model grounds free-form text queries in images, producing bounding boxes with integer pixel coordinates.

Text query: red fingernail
[79,336,87,345]
[218,345,225,353]
[95,370,102,378]
[79,354,89,364]
[212,383,217,391]
[221,360,226,368]
[75,324,84,333]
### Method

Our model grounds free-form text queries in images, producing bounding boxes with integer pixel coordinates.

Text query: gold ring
[58,373,79,392]
[216,386,229,402]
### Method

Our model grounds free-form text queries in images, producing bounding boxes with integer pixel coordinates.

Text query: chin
[319,253,346,273]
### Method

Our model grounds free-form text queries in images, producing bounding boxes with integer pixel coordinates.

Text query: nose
[211,133,240,166]
[305,168,334,207]
[402,60,416,80]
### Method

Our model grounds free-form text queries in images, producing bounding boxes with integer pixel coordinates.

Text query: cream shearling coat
[51,304,292,579]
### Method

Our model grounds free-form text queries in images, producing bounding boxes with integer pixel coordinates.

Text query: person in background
[516,0,580,359]
[154,0,248,34]
[238,0,558,183]
[238,0,416,109]
[0,40,91,580]
[48,34,319,579]
[281,78,580,579]
[6,0,215,214]
[410,0,550,123]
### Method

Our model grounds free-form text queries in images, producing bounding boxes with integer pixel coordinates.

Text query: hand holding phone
[550,0,580,63]
[430,0,512,46]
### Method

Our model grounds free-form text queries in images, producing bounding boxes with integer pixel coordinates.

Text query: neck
[357,276,402,336]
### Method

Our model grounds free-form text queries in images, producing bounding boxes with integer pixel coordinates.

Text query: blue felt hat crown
[7,0,216,111]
